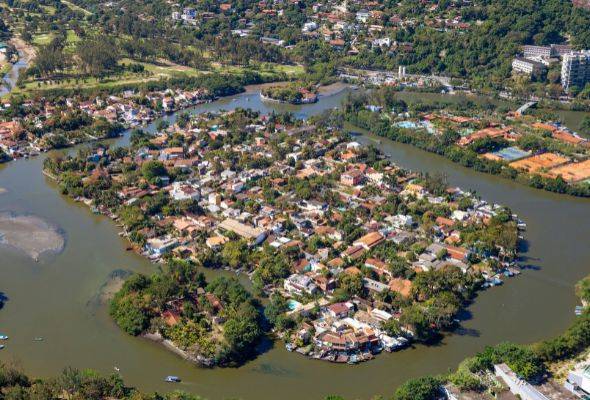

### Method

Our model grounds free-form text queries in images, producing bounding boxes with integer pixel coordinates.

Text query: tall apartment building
[561,50,590,91]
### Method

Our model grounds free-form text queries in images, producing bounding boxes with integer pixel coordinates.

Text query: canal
[0,86,589,400]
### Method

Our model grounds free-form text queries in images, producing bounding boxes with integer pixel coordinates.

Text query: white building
[494,364,550,400]
[565,359,590,397]
[170,182,200,201]
[523,44,572,59]
[146,237,179,256]
[284,274,319,296]
[302,21,318,32]
[562,50,590,92]
[356,10,370,23]
[372,37,391,48]
[512,57,547,77]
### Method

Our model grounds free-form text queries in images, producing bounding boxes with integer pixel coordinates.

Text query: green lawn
[32,33,53,46]
[120,58,205,78]
[11,58,205,94]
[0,61,11,77]
[39,5,56,15]
[60,0,92,15]
[66,29,81,44]
[211,62,304,78]
[11,56,303,96]
[32,29,80,50]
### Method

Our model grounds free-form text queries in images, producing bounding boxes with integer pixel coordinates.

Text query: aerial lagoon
[0,87,589,399]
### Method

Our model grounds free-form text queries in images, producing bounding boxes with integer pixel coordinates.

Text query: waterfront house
[146,237,179,256]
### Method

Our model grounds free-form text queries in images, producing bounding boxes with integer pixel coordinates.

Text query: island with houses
[43,109,523,366]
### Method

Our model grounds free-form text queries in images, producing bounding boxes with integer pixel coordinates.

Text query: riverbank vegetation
[261,82,318,104]
[376,274,590,400]
[110,259,263,367]
[0,362,208,400]
[342,88,590,197]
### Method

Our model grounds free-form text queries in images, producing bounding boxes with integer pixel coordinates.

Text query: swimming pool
[395,121,419,129]
[287,299,302,311]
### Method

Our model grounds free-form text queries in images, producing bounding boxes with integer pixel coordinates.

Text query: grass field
[32,29,80,48]
[39,5,56,15]
[11,56,304,95]
[32,33,53,46]
[0,60,11,77]
[66,30,81,44]
[211,62,304,78]
[121,58,205,78]
[60,0,92,15]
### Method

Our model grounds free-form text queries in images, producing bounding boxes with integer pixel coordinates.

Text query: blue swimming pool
[287,299,302,311]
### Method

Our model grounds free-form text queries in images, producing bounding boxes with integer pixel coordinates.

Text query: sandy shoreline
[0,212,65,261]
[142,332,215,367]
[317,82,351,96]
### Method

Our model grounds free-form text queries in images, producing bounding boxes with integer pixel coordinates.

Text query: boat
[114,367,120,372]
[0,335,8,340]
[33,337,43,341]
[165,376,181,383]
[0,345,4,350]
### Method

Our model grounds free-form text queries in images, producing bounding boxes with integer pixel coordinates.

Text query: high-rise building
[561,50,590,91]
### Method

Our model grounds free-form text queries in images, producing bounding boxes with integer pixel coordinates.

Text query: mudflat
[0,212,65,261]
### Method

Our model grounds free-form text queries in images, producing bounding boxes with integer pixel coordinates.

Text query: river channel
[0,83,589,399]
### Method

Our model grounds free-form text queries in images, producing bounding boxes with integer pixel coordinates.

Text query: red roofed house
[162,310,182,326]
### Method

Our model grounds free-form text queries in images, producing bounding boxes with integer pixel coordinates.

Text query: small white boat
[165,376,181,383]
[0,335,8,340]
[0,344,4,350]
[114,367,120,372]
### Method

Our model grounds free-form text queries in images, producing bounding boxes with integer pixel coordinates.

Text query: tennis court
[489,146,531,162]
